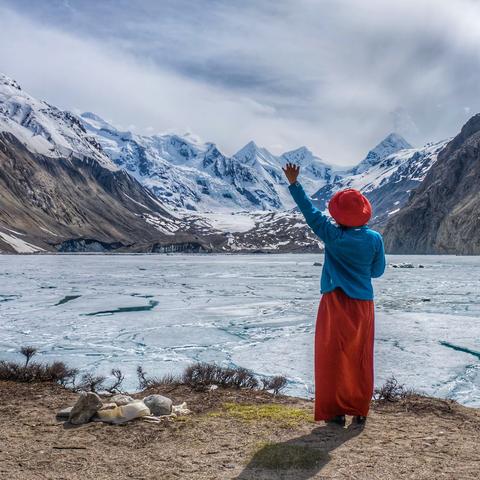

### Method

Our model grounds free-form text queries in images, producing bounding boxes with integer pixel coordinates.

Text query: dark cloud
[1,0,480,163]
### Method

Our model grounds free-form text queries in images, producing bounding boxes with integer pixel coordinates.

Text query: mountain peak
[81,111,106,123]
[80,112,117,132]
[379,132,412,150]
[354,132,412,174]
[234,140,258,155]
[233,141,263,163]
[282,146,314,163]
[455,113,480,144]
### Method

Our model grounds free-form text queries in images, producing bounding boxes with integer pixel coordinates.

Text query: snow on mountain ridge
[81,112,338,212]
[80,108,448,223]
[0,73,449,226]
[0,76,117,170]
[311,138,449,226]
[0,73,21,91]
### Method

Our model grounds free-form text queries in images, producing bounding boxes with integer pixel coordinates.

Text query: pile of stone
[57,392,190,425]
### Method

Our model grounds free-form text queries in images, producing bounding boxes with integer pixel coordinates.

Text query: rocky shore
[0,380,479,480]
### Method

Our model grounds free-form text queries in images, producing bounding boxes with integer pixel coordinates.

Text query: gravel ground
[0,381,479,480]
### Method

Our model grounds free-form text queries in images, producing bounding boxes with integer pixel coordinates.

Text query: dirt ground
[0,380,479,480]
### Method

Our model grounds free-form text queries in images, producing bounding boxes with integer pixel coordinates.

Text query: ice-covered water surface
[0,254,479,406]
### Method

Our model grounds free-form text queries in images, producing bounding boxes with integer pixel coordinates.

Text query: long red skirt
[314,288,375,421]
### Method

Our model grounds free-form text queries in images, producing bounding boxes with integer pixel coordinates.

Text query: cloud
[1,0,480,164]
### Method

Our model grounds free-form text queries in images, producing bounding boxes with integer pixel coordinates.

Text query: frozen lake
[0,254,479,407]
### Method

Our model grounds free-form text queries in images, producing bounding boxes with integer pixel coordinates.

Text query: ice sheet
[0,254,479,406]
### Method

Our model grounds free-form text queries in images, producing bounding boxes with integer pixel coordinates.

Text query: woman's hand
[282,162,300,185]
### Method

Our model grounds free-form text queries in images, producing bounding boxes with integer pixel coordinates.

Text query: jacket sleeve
[371,235,386,278]
[288,181,340,244]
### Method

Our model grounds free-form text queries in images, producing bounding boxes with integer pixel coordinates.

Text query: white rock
[95,400,150,425]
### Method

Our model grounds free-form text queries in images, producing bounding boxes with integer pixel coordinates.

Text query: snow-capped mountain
[0,71,452,253]
[311,135,448,226]
[81,110,448,227]
[0,74,115,170]
[0,73,320,253]
[0,74,211,253]
[352,132,412,174]
[280,146,340,196]
[80,113,335,212]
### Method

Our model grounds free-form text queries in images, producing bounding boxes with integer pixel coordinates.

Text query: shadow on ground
[236,422,364,480]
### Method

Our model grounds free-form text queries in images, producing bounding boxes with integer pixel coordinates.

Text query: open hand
[282,163,300,185]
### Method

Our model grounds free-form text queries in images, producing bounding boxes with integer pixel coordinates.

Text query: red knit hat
[328,189,372,227]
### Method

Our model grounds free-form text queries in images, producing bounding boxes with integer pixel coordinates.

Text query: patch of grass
[213,402,313,427]
[250,441,325,470]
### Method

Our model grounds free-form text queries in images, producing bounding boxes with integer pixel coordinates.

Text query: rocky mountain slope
[311,134,448,227]
[0,74,114,170]
[383,115,480,254]
[0,74,217,253]
[0,131,210,253]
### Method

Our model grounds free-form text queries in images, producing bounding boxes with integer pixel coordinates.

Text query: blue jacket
[289,182,386,300]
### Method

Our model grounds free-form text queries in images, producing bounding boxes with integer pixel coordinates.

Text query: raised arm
[283,163,340,244]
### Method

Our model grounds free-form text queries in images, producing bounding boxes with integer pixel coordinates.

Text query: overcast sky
[1,0,479,165]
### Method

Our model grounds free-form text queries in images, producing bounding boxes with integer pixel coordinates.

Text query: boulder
[110,394,134,406]
[143,394,172,416]
[68,392,103,425]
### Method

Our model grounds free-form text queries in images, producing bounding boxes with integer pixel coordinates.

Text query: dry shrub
[2,348,288,396]
[20,346,37,366]
[0,358,77,386]
[183,363,259,390]
[374,376,414,402]
[77,372,107,392]
[106,368,126,394]
[181,362,287,394]
[136,365,181,390]
[261,375,288,395]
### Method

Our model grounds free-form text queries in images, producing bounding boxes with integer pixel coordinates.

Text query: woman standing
[283,163,386,426]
